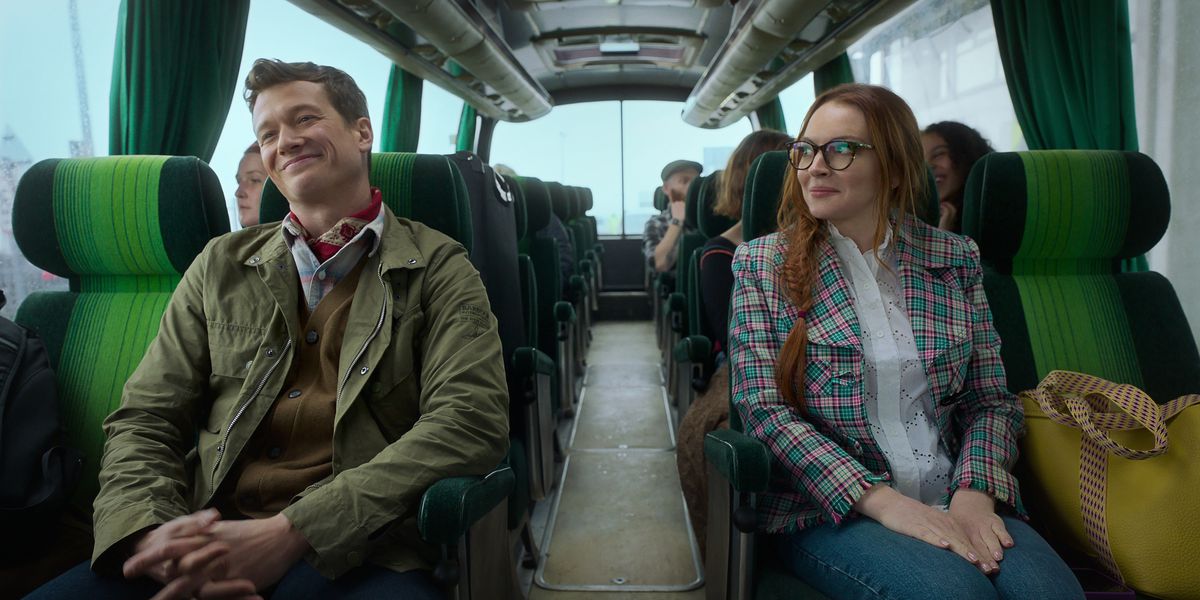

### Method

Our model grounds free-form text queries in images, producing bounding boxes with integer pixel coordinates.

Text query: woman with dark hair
[922,121,994,232]
[729,84,1081,599]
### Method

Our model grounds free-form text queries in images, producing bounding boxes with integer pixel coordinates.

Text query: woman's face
[922,132,960,202]
[797,102,882,236]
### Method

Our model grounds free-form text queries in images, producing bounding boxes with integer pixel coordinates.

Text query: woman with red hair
[728,84,1081,599]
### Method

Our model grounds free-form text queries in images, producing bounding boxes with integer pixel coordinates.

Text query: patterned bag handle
[1020,370,1200,583]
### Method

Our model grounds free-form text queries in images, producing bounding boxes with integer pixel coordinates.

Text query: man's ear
[355,117,373,152]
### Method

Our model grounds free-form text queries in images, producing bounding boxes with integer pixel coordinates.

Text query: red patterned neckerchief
[288,188,383,263]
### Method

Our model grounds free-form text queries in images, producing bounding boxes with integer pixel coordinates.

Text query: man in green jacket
[31,59,510,599]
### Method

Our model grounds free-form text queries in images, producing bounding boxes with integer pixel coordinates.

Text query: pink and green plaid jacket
[729,215,1025,534]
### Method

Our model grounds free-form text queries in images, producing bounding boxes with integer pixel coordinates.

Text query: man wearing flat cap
[643,159,702,273]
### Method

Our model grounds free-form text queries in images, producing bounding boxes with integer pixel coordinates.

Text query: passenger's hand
[853,485,994,573]
[202,513,311,592]
[938,201,958,231]
[669,198,686,221]
[123,508,261,599]
[949,488,1013,574]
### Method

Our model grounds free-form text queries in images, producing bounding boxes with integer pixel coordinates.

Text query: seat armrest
[673,335,711,363]
[417,465,515,546]
[513,346,556,377]
[554,301,576,324]
[703,429,771,493]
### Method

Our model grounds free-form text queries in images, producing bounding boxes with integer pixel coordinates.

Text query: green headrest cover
[743,151,789,241]
[962,150,1168,266]
[545,181,570,221]
[698,172,737,239]
[14,156,229,278]
[504,174,528,241]
[653,186,666,211]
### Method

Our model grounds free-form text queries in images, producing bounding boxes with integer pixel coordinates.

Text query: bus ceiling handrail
[286,0,553,123]
[681,0,915,130]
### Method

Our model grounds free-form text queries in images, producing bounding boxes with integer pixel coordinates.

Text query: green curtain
[109,0,250,160]
[814,52,854,95]
[992,0,1145,270]
[755,99,787,133]
[456,103,477,153]
[381,65,423,152]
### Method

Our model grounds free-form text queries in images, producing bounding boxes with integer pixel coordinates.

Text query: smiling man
[30,59,509,599]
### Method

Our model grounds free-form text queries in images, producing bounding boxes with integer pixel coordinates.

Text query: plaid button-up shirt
[282,189,386,311]
[728,214,1025,534]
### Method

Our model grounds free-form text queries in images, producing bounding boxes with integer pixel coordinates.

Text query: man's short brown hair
[244,59,368,125]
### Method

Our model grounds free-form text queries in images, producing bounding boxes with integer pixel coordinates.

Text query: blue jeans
[775,515,1084,600]
[26,559,442,599]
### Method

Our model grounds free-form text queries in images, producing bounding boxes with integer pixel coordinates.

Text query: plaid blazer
[729,215,1025,534]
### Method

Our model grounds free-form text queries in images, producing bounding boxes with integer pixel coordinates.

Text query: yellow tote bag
[1019,371,1200,600]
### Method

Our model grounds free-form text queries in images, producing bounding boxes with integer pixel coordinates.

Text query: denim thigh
[774,516,1083,600]
[269,560,442,600]
[24,560,443,600]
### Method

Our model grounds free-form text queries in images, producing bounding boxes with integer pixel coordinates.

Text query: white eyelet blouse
[827,223,955,507]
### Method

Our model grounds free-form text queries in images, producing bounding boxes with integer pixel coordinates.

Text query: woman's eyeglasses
[786,139,875,171]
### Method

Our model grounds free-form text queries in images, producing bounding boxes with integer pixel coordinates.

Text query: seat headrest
[653,186,666,211]
[545,181,570,221]
[743,151,789,240]
[503,174,528,241]
[699,172,737,239]
[259,152,474,253]
[14,156,230,281]
[517,176,552,232]
[962,151,1169,269]
[684,173,706,229]
[582,188,593,212]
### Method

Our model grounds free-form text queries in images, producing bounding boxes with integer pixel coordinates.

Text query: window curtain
[991,0,1146,270]
[456,103,477,153]
[755,99,787,133]
[814,52,854,95]
[109,0,250,161]
[381,65,422,152]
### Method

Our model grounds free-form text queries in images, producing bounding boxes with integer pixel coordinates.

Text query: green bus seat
[665,174,710,412]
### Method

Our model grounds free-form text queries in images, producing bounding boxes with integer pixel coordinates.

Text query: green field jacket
[91,207,510,578]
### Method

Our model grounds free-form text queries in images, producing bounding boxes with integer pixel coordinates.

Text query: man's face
[234,152,266,228]
[664,168,699,204]
[251,81,372,203]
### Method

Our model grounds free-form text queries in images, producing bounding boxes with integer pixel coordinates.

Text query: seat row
[10,152,604,599]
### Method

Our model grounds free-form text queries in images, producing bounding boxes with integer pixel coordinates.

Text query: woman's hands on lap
[854,485,1007,574]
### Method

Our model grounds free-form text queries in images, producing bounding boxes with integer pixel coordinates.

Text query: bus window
[415,85,460,156]
[846,0,1026,152]
[492,101,751,236]
[208,0,391,230]
[777,72,816,136]
[0,1,119,318]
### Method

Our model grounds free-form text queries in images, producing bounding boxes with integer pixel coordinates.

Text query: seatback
[506,175,538,348]
[963,150,1199,401]
[12,156,230,510]
[743,151,790,241]
[545,181,579,272]
[673,175,708,332]
[653,186,667,211]
[517,177,562,362]
[445,152,526,365]
[691,172,738,343]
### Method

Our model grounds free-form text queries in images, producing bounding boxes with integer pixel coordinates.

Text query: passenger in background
[496,163,574,291]
[643,160,702,272]
[235,142,267,228]
[30,59,508,599]
[677,129,790,557]
[730,84,1082,599]
[921,121,994,233]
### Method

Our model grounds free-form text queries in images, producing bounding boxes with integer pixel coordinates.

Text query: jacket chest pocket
[205,321,264,433]
[365,309,424,442]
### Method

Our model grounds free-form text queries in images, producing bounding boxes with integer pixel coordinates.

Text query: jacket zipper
[336,263,389,406]
[211,337,293,482]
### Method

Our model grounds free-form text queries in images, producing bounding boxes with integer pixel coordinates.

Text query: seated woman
[921,121,994,232]
[678,128,789,558]
[729,83,1083,599]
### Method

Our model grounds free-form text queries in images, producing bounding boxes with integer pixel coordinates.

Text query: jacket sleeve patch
[456,304,489,339]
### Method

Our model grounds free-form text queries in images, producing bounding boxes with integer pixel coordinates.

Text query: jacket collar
[244,204,427,273]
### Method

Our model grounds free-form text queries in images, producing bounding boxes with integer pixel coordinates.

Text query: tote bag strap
[1021,370,1200,582]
